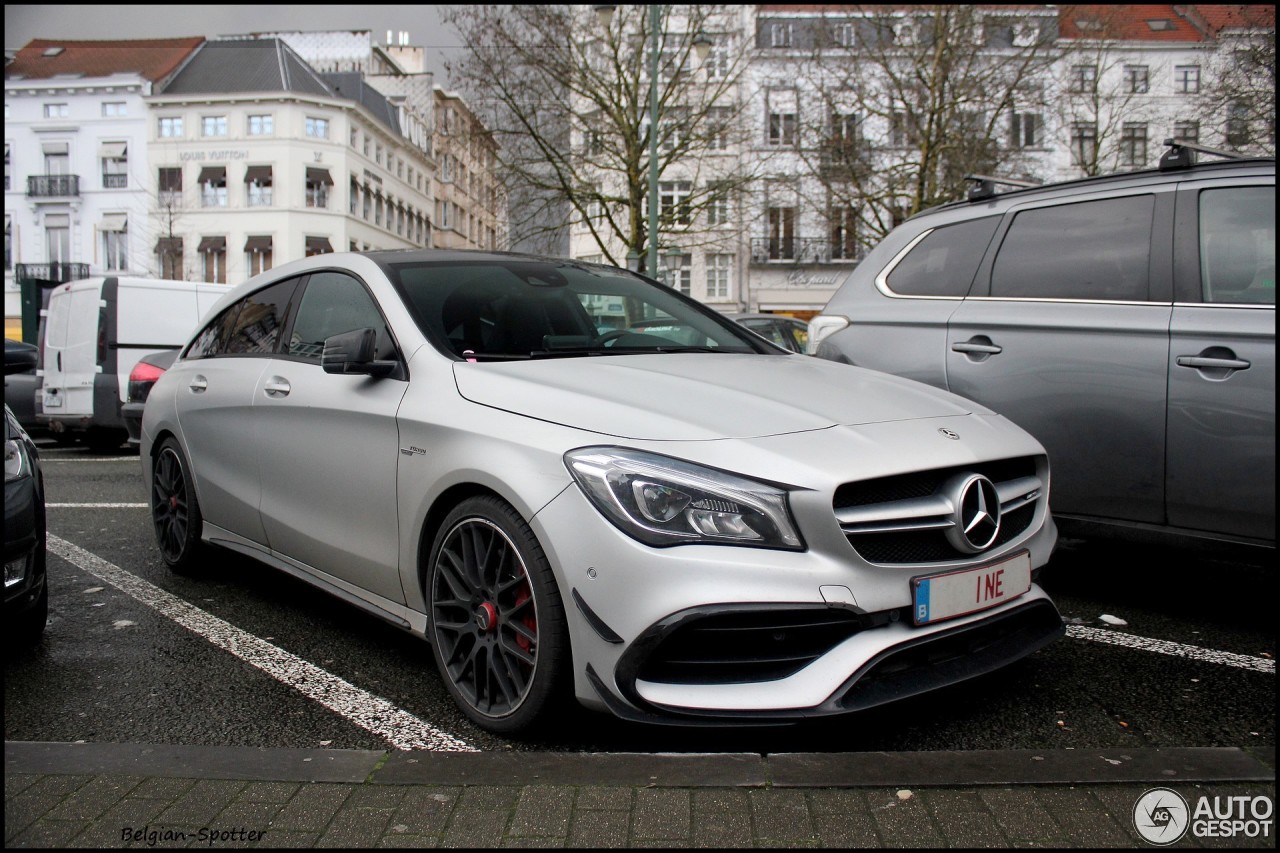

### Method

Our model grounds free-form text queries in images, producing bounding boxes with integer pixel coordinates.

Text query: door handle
[57,351,62,371]
[951,337,1003,360]
[189,376,208,393]
[263,377,291,398]
[1176,356,1250,371]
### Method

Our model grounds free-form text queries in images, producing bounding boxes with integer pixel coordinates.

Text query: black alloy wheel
[426,496,566,733]
[151,437,206,572]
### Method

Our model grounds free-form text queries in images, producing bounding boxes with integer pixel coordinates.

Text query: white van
[38,277,231,450]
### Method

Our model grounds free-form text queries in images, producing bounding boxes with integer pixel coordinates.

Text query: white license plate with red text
[911,551,1032,626]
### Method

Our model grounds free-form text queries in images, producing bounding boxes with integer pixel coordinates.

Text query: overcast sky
[4,4,463,82]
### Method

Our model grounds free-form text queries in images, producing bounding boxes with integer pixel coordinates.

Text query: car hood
[453,353,985,441]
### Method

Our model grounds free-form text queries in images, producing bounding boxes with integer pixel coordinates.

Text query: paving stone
[574,786,633,811]
[391,787,461,836]
[866,789,945,848]
[440,805,512,848]
[632,788,691,840]
[43,774,141,821]
[8,819,91,847]
[1035,787,1134,847]
[4,773,40,800]
[691,788,753,848]
[316,802,397,848]
[980,787,1067,844]
[567,806,631,848]
[811,809,882,848]
[128,777,198,800]
[750,788,817,845]
[155,778,248,826]
[509,785,575,838]
[378,832,441,848]
[239,781,303,804]
[272,783,355,832]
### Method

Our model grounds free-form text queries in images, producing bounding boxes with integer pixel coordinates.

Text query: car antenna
[1158,138,1243,171]
[963,174,1041,202]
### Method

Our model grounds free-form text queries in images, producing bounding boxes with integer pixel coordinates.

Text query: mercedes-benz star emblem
[944,473,1002,553]
[938,428,960,440]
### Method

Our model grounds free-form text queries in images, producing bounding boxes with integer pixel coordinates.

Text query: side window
[741,319,788,347]
[288,271,396,362]
[991,195,1154,301]
[885,216,999,297]
[1199,187,1275,305]
[223,279,298,355]
[185,304,240,359]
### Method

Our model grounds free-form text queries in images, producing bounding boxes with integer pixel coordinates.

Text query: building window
[45,214,71,264]
[1175,65,1200,94]
[767,91,798,146]
[707,185,730,226]
[706,253,732,299]
[1071,122,1097,167]
[660,253,692,295]
[158,167,183,204]
[832,21,855,47]
[362,185,372,220]
[1009,112,1042,149]
[350,178,360,215]
[157,237,183,280]
[102,144,128,189]
[1125,65,1150,94]
[827,112,863,162]
[248,114,273,136]
[830,205,858,260]
[375,193,384,226]
[245,236,272,277]
[891,111,919,148]
[1120,122,1148,167]
[200,166,228,207]
[1070,65,1097,94]
[767,206,796,260]
[306,117,330,139]
[658,181,692,227]
[201,239,227,284]
[102,219,128,272]
[245,166,273,207]
[44,103,69,118]
[159,116,183,138]
[102,102,126,117]
[201,116,228,137]
[1226,101,1250,147]
[1173,120,1200,145]
[306,167,332,209]
[363,135,371,157]
[704,35,731,80]
[770,22,793,48]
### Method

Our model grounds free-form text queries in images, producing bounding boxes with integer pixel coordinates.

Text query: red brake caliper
[514,583,537,654]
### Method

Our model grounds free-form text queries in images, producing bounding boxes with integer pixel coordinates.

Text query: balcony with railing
[15,262,91,283]
[750,237,864,265]
[27,174,81,198]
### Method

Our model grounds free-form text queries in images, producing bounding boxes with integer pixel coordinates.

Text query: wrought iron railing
[27,174,81,197]
[750,237,864,264]
[14,262,91,283]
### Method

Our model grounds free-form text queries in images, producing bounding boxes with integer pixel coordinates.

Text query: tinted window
[740,319,789,347]
[288,271,396,361]
[1199,187,1275,305]
[224,279,297,355]
[991,195,1154,301]
[886,216,999,297]
[185,304,239,359]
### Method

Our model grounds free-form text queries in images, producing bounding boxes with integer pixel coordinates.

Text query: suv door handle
[952,337,1003,358]
[189,376,208,393]
[263,377,291,398]
[1176,355,1250,371]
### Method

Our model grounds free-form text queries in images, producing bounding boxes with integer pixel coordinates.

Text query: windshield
[388,259,773,360]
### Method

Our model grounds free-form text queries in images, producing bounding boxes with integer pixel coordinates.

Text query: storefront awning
[197,236,226,253]
[155,236,183,253]
[244,235,272,253]
[197,166,226,184]
[100,213,127,232]
[305,166,334,185]
[244,165,273,184]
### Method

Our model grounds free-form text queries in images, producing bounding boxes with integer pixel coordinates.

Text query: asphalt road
[5,441,1274,757]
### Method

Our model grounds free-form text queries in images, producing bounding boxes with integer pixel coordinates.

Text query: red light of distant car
[129,362,167,384]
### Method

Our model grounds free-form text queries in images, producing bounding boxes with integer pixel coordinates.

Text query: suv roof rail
[964,174,1042,202]
[1159,138,1243,171]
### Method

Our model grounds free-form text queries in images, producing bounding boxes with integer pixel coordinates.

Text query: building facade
[432,86,507,252]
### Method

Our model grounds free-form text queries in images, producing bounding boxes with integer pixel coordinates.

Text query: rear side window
[287,271,396,362]
[223,280,297,354]
[1199,187,1275,304]
[885,216,999,297]
[185,305,239,359]
[991,195,1154,301]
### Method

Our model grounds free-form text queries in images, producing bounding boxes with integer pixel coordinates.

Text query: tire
[425,495,568,734]
[151,437,207,573]
[10,579,48,644]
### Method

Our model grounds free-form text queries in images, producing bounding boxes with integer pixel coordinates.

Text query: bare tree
[1198,7,1276,155]
[786,6,1060,249]
[442,4,758,273]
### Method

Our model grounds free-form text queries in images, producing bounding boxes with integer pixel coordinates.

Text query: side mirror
[4,340,39,375]
[321,328,396,378]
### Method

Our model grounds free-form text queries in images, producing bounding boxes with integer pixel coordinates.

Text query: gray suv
[810,147,1274,550]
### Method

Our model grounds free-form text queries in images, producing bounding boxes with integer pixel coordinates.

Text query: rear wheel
[425,496,568,734]
[151,438,206,573]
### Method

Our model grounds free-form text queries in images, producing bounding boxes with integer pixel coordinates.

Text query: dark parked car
[4,339,41,435]
[725,313,810,353]
[123,349,179,447]
[5,342,48,642]
[809,144,1274,549]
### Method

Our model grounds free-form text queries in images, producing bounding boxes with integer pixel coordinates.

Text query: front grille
[834,457,1041,565]
[636,608,871,685]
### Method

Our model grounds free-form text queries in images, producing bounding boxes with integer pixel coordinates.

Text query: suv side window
[223,279,298,355]
[185,304,240,359]
[885,216,999,297]
[1199,187,1275,305]
[991,195,1154,301]
[287,271,397,362]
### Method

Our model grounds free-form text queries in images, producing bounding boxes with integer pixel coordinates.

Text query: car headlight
[564,447,804,550]
[5,435,31,483]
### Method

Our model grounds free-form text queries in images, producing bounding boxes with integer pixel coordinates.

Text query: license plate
[43,391,62,409]
[911,551,1031,626]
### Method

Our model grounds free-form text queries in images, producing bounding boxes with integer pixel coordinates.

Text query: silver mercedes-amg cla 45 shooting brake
[142,251,1064,733]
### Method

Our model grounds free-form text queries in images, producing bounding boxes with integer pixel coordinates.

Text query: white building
[3,37,205,339]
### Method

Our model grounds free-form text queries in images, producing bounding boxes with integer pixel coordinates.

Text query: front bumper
[533,477,1060,723]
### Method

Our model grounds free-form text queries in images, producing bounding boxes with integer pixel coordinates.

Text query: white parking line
[1067,625,1275,674]
[49,503,147,508]
[40,457,139,463]
[47,535,478,753]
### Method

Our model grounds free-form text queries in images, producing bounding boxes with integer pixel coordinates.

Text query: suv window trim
[874,229,962,301]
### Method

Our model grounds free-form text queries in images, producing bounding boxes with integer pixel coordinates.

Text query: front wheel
[425,496,568,734]
[151,437,207,573]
